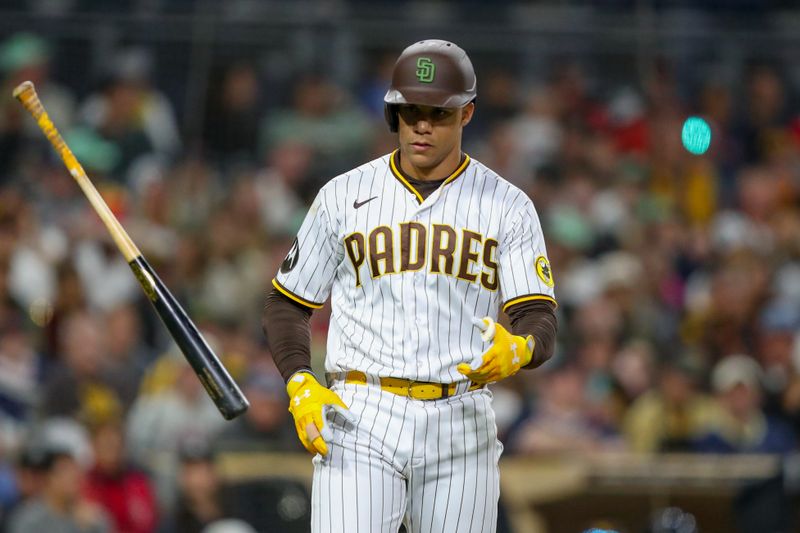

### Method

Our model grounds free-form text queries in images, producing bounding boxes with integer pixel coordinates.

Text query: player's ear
[460,102,475,127]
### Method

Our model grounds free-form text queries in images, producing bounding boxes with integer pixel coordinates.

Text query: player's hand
[457,317,535,384]
[286,372,356,456]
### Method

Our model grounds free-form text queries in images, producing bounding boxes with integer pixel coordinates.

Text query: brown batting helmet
[383,39,477,132]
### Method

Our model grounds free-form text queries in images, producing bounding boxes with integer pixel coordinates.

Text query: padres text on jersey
[274,150,556,383]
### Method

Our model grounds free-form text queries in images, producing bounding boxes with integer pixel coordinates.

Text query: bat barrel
[131,257,249,419]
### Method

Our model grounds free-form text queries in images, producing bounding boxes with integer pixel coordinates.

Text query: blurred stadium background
[1,1,800,532]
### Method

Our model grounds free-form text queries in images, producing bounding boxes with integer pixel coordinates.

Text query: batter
[263,39,558,533]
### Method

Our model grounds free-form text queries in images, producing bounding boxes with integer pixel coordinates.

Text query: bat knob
[472,316,496,342]
[12,81,35,100]
[221,397,250,420]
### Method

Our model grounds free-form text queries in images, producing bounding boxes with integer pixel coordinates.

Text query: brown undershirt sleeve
[506,299,558,369]
[262,287,314,382]
[263,285,556,379]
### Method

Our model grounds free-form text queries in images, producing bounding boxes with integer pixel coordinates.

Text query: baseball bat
[13,81,248,420]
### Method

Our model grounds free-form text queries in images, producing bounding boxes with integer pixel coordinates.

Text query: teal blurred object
[63,127,121,174]
[0,33,49,72]
[681,117,711,155]
[547,207,593,251]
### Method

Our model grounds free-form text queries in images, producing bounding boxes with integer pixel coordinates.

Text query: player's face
[397,102,474,178]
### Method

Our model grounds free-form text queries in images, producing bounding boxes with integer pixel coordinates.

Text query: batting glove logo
[286,372,356,457]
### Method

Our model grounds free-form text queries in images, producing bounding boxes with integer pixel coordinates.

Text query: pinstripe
[453,394,470,533]
[490,405,501,531]
[477,170,501,329]
[390,390,410,470]
[305,250,337,298]
[376,391,397,533]
[384,169,399,372]
[324,450,331,532]
[400,193,413,363]
[312,459,318,531]
[407,405,418,533]
[416,401,431,532]
[478,397,491,532]
[363,208,384,378]
[292,192,335,281]
[350,169,372,374]
[355,389,364,533]
[419,221,433,380]
[424,402,443,533]
[363,385,382,530]
[419,401,429,528]
[465,394,478,533]
[518,209,536,292]
[451,168,467,376]
[496,184,514,247]
[293,223,325,283]
[439,402,455,530]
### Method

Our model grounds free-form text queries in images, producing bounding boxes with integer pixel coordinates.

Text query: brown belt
[334,370,484,401]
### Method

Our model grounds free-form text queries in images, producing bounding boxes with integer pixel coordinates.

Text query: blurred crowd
[0,26,799,532]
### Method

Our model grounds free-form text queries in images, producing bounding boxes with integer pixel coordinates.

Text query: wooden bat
[13,81,248,420]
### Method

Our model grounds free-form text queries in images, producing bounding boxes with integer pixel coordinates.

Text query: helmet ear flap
[384,104,399,133]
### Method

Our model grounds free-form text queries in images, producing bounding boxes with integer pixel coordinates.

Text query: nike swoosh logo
[353,196,378,209]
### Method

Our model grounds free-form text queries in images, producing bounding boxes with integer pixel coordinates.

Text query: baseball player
[263,39,558,533]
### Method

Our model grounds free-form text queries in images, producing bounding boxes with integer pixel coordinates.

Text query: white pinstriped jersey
[274,150,556,383]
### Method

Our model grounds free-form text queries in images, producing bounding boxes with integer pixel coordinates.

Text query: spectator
[0,443,50,530]
[203,62,262,168]
[7,448,111,533]
[754,298,800,417]
[40,311,133,420]
[78,48,180,182]
[195,209,268,324]
[735,65,789,165]
[0,451,15,528]
[693,355,796,454]
[83,422,158,533]
[7,197,68,315]
[170,439,225,533]
[252,142,311,236]
[72,235,140,313]
[125,162,179,265]
[126,348,227,511]
[259,75,372,185]
[104,303,155,391]
[624,356,717,453]
[42,260,88,359]
[0,317,40,425]
[509,365,623,454]
[508,85,562,179]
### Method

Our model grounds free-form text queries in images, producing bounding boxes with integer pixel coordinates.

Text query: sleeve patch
[535,255,554,287]
[280,238,300,273]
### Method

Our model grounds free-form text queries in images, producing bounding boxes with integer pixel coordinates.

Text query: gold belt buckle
[408,380,444,400]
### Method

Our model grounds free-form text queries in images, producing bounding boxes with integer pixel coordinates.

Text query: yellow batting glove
[457,317,535,384]
[286,372,355,456]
